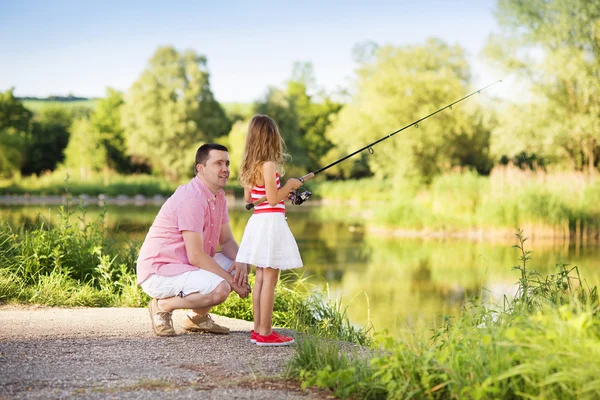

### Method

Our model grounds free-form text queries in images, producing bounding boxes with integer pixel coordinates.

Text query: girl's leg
[258,267,279,336]
[253,267,264,333]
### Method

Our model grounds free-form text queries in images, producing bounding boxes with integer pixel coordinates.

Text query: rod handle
[245,172,315,210]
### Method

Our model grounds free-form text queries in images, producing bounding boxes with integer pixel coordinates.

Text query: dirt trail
[0,306,328,399]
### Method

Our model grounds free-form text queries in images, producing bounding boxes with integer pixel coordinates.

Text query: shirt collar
[192,176,224,201]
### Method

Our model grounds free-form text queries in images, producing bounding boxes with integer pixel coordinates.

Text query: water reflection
[2,203,599,335]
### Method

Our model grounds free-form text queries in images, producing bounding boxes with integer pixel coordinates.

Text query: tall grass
[314,167,600,240]
[213,273,372,345]
[0,181,145,306]
[288,229,600,399]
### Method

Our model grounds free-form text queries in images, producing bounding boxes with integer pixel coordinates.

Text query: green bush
[289,230,600,399]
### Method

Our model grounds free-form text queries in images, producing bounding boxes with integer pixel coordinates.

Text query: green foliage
[213,273,372,345]
[312,169,600,238]
[0,89,33,133]
[325,39,493,182]
[293,345,384,399]
[122,46,231,179]
[0,89,32,178]
[253,87,307,173]
[252,62,342,176]
[225,119,248,180]
[510,229,598,314]
[221,102,253,122]
[0,176,144,306]
[0,171,178,196]
[22,106,74,175]
[91,88,130,172]
[0,128,26,179]
[290,231,600,399]
[63,117,107,178]
[21,98,97,112]
[485,0,600,173]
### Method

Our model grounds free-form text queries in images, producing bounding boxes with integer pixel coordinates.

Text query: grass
[212,273,372,345]
[287,229,600,399]
[312,167,600,240]
[22,99,98,112]
[0,171,179,196]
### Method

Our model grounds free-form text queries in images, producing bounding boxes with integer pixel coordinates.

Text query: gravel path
[0,306,329,399]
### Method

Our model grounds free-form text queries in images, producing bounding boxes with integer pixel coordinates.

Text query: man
[137,143,250,337]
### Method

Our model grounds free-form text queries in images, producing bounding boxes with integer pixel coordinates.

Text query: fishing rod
[246,80,502,210]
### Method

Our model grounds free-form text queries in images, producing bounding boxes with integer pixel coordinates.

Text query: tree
[22,106,72,175]
[485,0,600,173]
[253,87,307,176]
[63,117,106,179]
[286,62,342,172]
[0,89,32,177]
[0,88,32,133]
[325,39,492,182]
[91,88,130,172]
[252,62,342,176]
[122,46,231,179]
[226,119,248,180]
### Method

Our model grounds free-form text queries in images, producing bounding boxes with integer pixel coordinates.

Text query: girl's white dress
[235,174,303,269]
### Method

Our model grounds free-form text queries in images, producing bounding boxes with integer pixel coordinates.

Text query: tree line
[1,0,598,183]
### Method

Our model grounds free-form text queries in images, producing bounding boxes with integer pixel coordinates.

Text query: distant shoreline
[0,193,168,206]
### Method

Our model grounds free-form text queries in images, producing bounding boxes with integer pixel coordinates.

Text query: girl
[236,114,303,346]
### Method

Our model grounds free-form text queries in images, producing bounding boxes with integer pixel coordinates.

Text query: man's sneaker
[148,298,176,337]
[182,314,230,334]
[255,331,295,347]
[250,330,258,343]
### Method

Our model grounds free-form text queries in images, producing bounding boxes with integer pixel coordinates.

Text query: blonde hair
[239,114,289,188]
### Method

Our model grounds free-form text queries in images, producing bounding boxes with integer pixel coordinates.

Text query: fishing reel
[289,188,312,206]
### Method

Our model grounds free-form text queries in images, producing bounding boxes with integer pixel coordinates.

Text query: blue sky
[0,0,503,103]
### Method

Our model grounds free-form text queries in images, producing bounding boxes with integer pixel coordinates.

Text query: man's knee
[212,280,231,304]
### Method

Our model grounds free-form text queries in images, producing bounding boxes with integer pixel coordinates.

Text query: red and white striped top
[251,172,285,214]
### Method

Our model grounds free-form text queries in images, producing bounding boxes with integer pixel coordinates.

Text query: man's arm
[182,230,233,282]
[182,230,249,297]
[219,222,238,261]
[219,222,250,286]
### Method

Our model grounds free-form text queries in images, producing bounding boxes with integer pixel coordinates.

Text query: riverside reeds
[287,229,600,399]
[313,167,600,241]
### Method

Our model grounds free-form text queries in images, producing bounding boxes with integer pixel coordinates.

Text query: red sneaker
[255,331,295,347]
[250,330,258,343]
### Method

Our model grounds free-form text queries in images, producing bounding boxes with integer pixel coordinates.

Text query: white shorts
[141,253,233,299]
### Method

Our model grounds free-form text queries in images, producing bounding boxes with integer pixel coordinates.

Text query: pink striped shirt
[136,177,229,284]
[252,172,285,214]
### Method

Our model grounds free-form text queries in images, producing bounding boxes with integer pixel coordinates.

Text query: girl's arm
[263,162,302,206]
[243,187,252,203]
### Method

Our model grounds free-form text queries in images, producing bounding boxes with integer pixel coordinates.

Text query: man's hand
[231,281,251,298]
[230,261,250,286]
